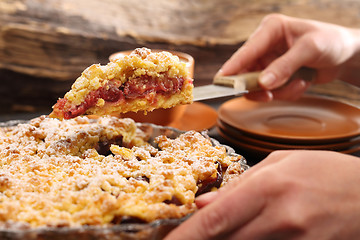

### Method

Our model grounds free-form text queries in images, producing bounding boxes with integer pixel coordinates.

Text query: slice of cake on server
[50,48,194,119]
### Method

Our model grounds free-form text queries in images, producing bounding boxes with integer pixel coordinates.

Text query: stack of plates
[217,95,360,160]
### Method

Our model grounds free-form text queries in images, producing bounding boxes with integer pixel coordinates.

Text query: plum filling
[163,196,183,206]
[134,176,150,183]
[96,136,124,155]
[196,162,223,197]
[111,215,147,225]
[55,75,186,119]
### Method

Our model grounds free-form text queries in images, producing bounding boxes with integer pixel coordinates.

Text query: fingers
[218,13,340,96]
[227,208,305,240]
[164,177,266,240]
[165,151,297,240]
[195,191,219,208]
[245,79,308,101]
[219,14,289,76]
[314,68,340,84]
[217,14,318,100]
[245,77,310,101]
[218,13,352,99]
[272,79,310,100]
[244,90,274,102]
[259,34,321,90]
[195,151,295,209]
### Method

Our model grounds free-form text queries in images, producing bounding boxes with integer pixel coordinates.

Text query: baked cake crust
[0,116,244,228]
[50,48,194,119]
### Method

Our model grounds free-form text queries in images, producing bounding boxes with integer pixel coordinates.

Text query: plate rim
[218,95,360,144]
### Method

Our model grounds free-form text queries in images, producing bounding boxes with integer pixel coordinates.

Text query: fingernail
[195,191,219,208]
[215,69,224,77]
[196,191,218,201]
[260,72,276,88]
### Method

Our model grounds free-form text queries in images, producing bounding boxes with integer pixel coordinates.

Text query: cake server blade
[193,85,248,101]
[193,67,316,101]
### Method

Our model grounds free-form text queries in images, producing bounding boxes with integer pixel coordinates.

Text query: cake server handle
[213,67,317,91]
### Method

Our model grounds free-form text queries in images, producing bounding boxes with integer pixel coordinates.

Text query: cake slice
[49,48,193,119]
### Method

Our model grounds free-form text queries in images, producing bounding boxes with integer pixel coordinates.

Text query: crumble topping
[0,116,243,228]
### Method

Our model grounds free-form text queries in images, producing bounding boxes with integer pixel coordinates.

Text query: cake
[49,48,194,119]
[0,116,245,229]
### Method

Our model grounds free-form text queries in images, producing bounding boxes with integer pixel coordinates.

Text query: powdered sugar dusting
[0,116,243,228]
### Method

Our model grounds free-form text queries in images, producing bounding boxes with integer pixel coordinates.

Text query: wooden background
[1,0,360,113]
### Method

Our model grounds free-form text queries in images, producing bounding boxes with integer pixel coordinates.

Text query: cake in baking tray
[50,48,193,119]
[0,116,245,228]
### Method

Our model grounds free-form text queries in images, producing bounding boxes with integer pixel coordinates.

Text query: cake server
[192,67,316,101]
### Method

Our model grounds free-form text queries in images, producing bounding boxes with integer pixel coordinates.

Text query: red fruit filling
[54,75,188,119]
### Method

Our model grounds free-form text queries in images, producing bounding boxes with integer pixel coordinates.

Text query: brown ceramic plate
[218,126,360,157]
[218,95,360,144]
[167,102,218,131]
[217,119,360,151]
[217,127,272,160]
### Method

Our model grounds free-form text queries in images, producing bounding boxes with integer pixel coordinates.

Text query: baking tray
[0,119,249,240]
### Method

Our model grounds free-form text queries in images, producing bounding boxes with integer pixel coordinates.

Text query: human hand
[217,14,360,101]
[165,150,360,240]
